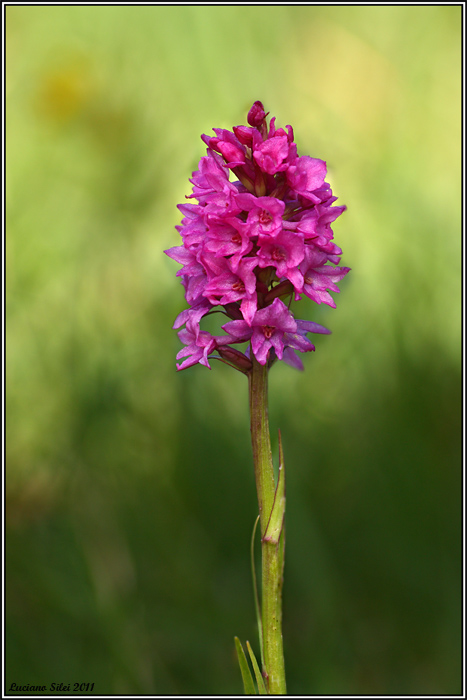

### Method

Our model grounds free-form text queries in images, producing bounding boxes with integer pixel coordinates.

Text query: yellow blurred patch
[36,57,94,123]
[290,17,401,139]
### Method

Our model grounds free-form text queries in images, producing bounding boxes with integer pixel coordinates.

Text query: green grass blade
[234,637,257,695]
[246,641,268,695]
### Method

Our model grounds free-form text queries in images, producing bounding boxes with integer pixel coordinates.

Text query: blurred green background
[6,5,461,696]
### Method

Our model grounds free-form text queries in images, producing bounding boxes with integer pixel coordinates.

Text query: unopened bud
[247,101,267,127]
[217,346,252,373]
[233,125,255,147]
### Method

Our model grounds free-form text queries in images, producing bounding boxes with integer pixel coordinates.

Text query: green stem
[248,354,287,695]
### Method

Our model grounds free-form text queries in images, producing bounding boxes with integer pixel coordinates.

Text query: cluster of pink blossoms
[165,101,350,372]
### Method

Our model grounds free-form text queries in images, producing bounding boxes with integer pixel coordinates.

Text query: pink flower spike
[167,101,349,371]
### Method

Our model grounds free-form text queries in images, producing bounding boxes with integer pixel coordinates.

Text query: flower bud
[217,346,252,373]
[247,101,267,127]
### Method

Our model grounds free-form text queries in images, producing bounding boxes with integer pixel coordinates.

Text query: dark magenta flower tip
[247,101,267,127]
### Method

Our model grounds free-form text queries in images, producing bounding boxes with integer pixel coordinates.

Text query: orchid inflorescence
[165,101,350,373]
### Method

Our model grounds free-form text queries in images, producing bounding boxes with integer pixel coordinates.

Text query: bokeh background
[6,5,462,696]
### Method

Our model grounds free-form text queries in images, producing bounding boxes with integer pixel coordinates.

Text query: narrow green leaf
[246,641,268,695]
[250,515,264,666]
[234,637,257,695]
[263,429,286,545]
